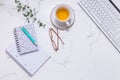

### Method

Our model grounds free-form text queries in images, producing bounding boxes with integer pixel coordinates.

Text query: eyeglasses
[49,28,64,51]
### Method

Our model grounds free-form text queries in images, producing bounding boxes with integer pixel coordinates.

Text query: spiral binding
[14,28,21,53]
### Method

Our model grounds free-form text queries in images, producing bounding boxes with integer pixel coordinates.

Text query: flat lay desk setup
[1,0,120,80]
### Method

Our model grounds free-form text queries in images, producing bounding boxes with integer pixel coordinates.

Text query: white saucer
[50,4,75,30]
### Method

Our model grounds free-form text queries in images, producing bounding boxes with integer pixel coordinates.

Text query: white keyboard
[78,0,120,53]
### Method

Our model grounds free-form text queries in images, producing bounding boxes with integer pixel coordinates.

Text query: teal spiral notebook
[13,24,39,55]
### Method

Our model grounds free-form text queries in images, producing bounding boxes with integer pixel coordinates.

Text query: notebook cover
[14,24,39,55]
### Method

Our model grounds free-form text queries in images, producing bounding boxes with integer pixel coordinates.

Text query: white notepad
[14,24,39,55]
[6,42,50,76]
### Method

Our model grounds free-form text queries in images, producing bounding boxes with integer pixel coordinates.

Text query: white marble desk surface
[0,0,120,80]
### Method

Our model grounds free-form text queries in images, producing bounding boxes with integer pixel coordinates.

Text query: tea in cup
[51,4,75,30]
[55,5,71,27]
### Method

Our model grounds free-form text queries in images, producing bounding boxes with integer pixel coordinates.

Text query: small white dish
[50,4,75,30]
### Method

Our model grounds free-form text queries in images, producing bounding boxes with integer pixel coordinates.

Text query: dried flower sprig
[15,0,46,27]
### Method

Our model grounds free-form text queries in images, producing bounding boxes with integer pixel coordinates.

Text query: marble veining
[1,0,120,80]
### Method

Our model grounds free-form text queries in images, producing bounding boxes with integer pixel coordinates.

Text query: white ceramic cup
[54,4,72,27]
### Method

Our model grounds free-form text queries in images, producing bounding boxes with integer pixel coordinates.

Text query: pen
[21,26,37,46]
